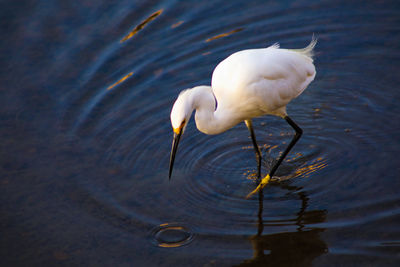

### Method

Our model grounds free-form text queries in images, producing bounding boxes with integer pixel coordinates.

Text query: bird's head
[169,89,193,179]
[170,89,192,134]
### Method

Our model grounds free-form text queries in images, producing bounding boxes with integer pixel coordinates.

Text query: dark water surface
[1,0,400,266]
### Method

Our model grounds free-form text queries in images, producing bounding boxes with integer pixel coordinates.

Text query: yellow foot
[246,174,271,199]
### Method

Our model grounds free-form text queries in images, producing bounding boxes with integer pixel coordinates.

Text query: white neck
[188,86,241,135]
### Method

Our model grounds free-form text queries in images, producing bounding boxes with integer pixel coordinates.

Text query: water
[151,223,194,248]
[1,0,400,266]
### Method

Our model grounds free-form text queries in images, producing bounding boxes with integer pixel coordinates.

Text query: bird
[169,38,317,198]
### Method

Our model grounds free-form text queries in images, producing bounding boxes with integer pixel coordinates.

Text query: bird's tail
[292,35,318,59]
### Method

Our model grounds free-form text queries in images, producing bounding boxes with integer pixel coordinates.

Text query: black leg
[268,116,303,178]
[247,115,302,198]
[245,119,262,179]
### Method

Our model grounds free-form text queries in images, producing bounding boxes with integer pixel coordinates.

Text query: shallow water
[1,0,400,266]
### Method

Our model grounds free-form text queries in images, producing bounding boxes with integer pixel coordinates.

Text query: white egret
[169,38,317,198]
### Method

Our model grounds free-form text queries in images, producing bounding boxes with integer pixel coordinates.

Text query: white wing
[212,44,316,119]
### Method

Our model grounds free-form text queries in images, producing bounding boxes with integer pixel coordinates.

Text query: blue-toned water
[1,0,400,266]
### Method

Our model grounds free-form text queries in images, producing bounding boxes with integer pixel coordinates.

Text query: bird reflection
[237,184,327,267]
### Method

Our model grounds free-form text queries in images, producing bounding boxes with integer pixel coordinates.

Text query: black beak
[169,131,182,180]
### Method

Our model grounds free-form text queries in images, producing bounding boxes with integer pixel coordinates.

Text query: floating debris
[171,21,184,28]
[120,9,163,43]
[205,28,244,42]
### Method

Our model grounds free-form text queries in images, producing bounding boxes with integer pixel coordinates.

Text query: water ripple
[56,0,400,262]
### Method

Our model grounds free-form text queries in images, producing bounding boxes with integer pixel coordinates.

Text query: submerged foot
[246,174,271,199]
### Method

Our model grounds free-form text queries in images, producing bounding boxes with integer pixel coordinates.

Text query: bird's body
[169,39,317,197]
[212,44,315,120]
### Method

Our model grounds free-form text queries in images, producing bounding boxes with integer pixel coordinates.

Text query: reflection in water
[120,9,163,43]
[107,72,134,90]
[292,158,327,179]
[238,185,327,266]
[277,157,328,182]
[246,154,327,186]
[205,28,244,42]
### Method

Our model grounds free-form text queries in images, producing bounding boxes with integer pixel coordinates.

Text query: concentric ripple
[57,0,400,263]
[151,223,194,248]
